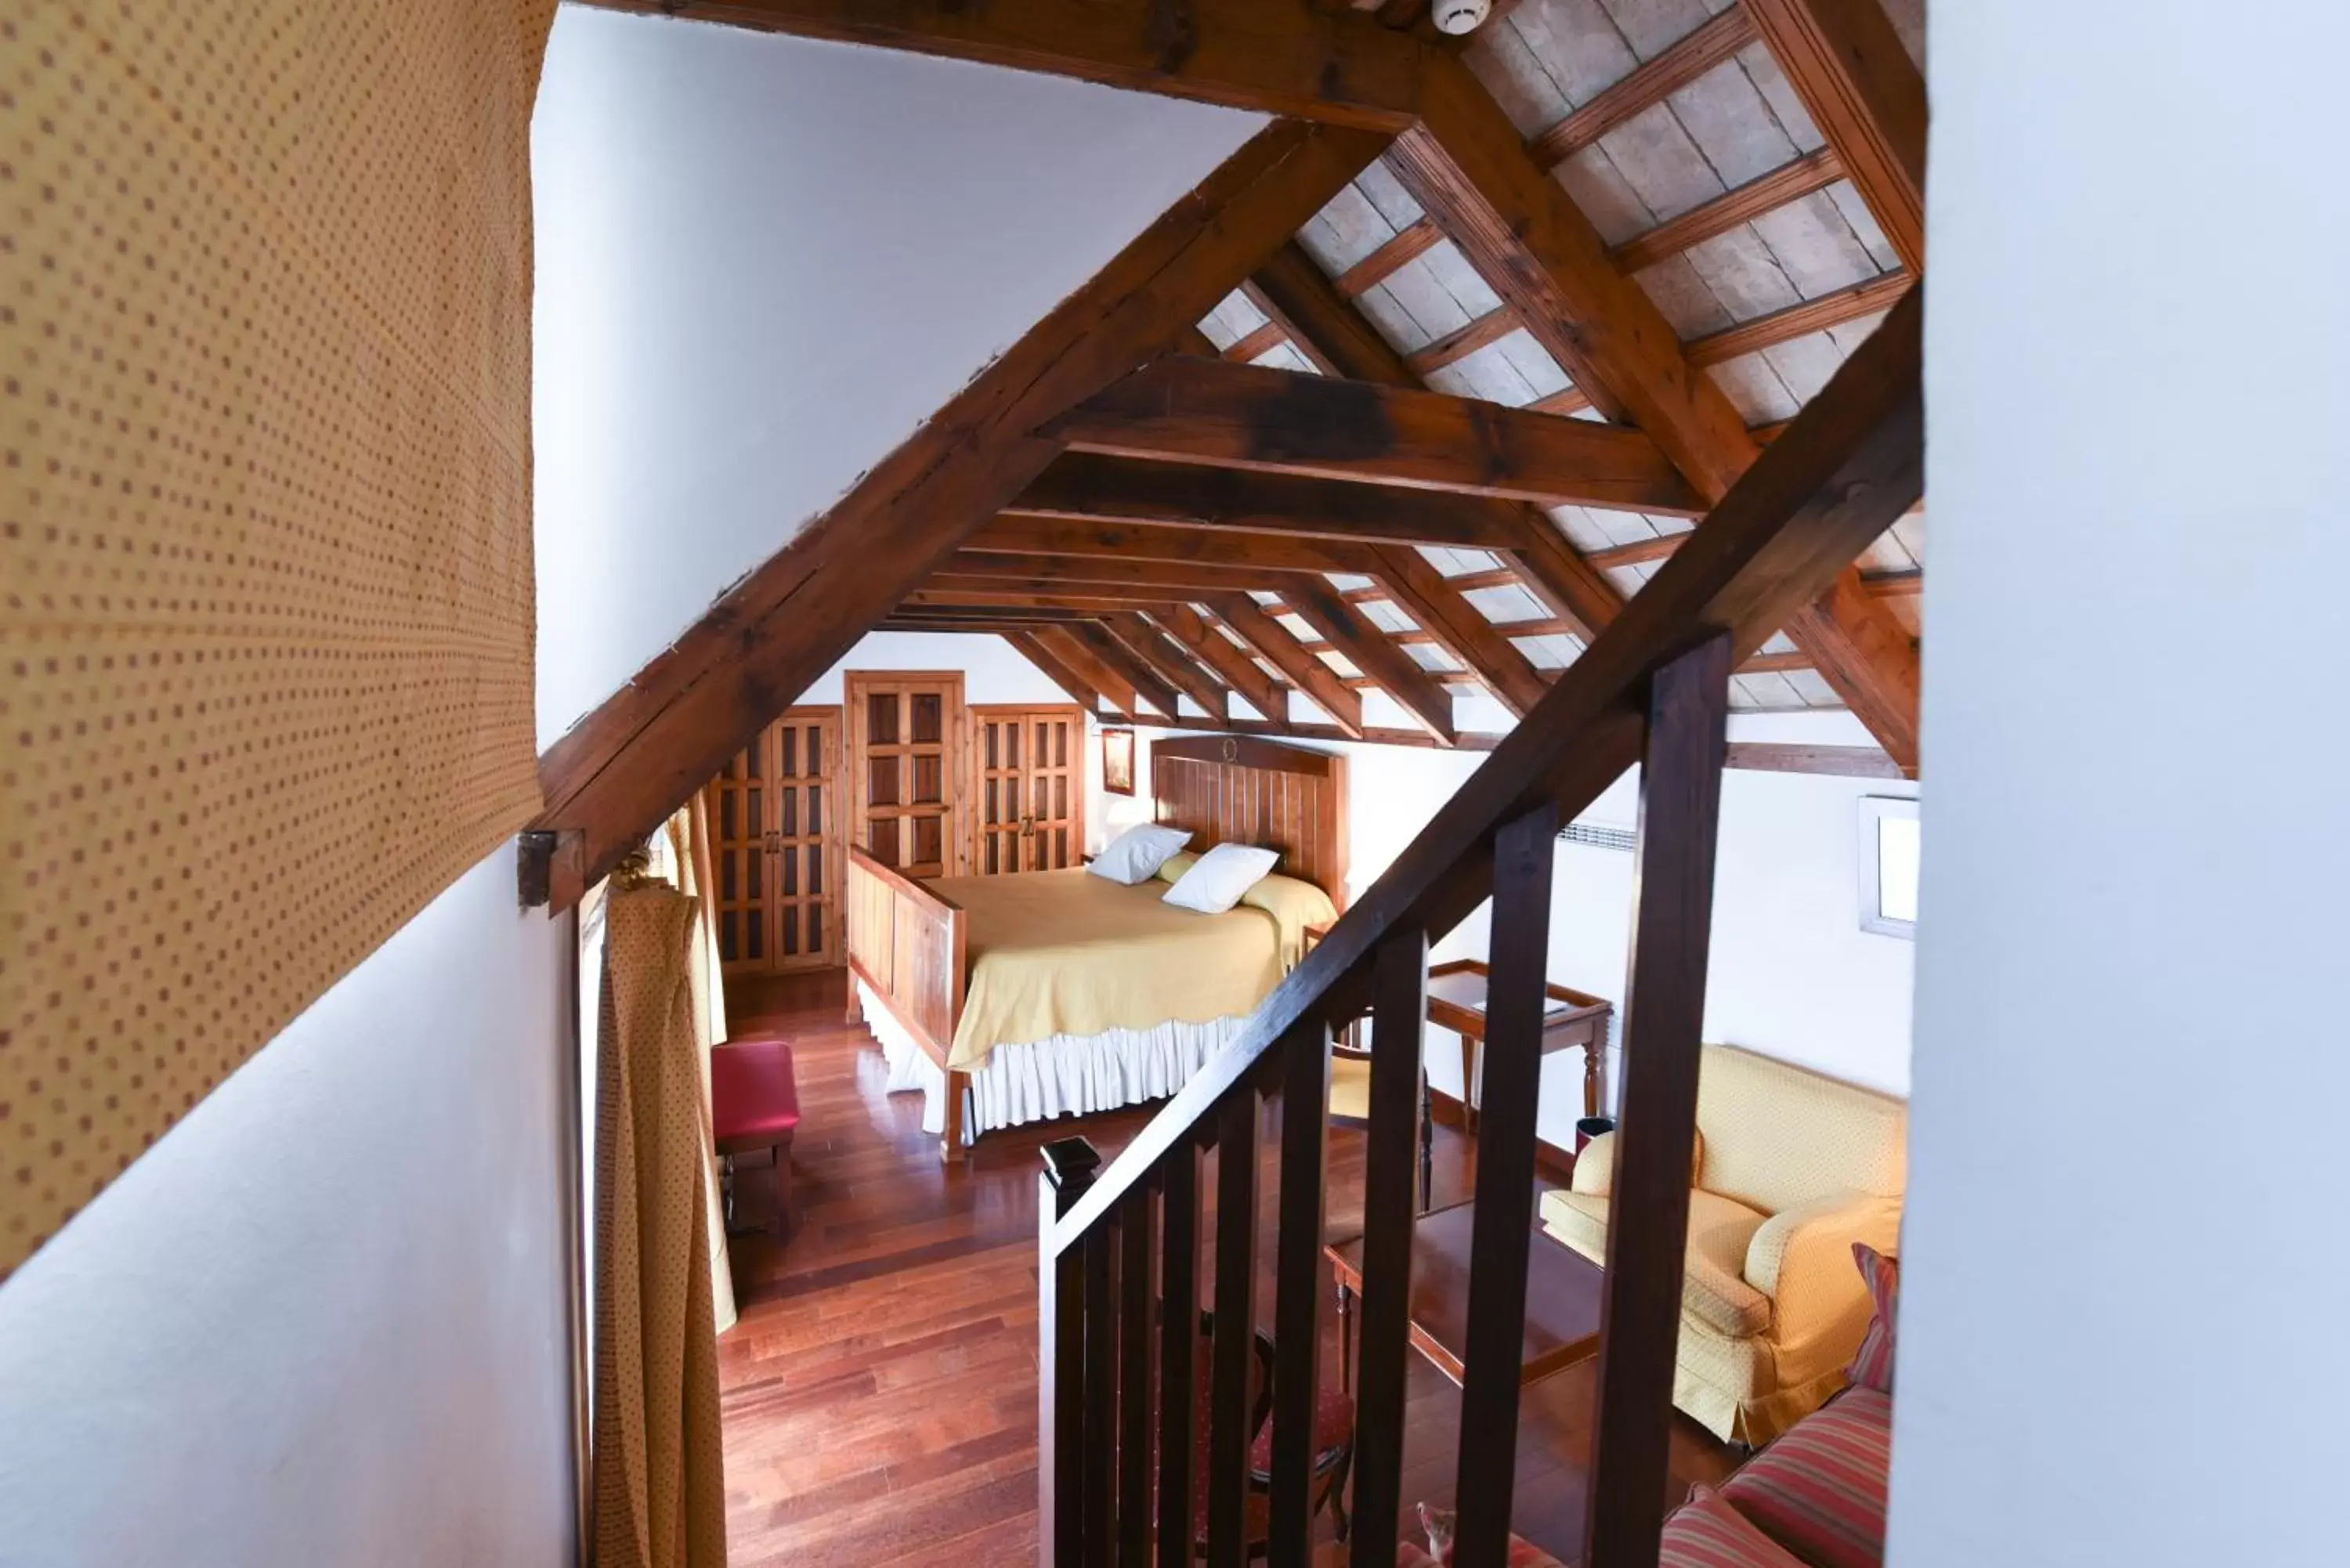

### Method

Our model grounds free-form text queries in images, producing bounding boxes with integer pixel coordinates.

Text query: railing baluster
[1452,804,1562,1568]
[1086,1205,1119,1566]
[1041,1137,1103,1568]
[1350,930,1429,1568]
[1119,1183,1157,1566]
[1159,1140,1205,1568]
[1208,1090,1263,1566]
[1585,632,1732,1568]
[1270,1018,1334,1563]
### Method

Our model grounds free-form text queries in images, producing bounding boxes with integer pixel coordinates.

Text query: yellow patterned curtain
[0,2,556,1274]
[663,797,736,1335]
[596,873,728,1568]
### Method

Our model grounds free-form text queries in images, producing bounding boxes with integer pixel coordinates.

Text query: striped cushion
[1846,1244,1899,1395]
[1661,1486,1802,1566]
[1719,1388,1893,1568]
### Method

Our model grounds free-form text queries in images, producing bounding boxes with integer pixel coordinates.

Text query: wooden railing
[844,845,971,1154]
[1036,291,1923,1568]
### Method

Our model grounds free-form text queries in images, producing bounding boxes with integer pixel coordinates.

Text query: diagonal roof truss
[533,0,1930,909]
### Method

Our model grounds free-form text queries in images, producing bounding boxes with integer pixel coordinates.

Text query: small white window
[1858,797,1921,939]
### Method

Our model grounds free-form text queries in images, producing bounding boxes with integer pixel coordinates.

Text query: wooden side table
[1424,958,1612,1131]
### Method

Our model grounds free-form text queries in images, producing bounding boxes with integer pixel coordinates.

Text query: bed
[844,735,1349,1160]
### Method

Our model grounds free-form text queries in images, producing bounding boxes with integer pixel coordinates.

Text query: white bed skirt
[857,978,1250,1143]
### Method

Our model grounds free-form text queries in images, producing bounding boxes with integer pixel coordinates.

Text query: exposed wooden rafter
[1030,625,1141,718]
[1384,54,1922,770]
[1147,605,1291,726]
[1209,594,1365,737]
[1278,580,1458,743]
[1003,629,1105,712]
[1611,146,1846,273]
[961,518,1382,576]
[1741,0,1928,274]
[1007,452,1535,551]
[1525,5,1757,172]
[577,0,1433,130]
[1104,611,1230,722]
[1049,356,1702,513]
[530,121,1387,898]
[1068,620,1183,719]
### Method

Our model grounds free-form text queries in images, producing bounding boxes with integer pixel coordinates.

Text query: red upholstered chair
[1183,1310,1355,1559]
[711,1037,801,1241]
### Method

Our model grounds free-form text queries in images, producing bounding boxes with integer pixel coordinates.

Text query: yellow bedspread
[931,869,1323,1068]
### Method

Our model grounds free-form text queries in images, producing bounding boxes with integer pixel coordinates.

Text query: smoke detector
[1432,0,1492,35]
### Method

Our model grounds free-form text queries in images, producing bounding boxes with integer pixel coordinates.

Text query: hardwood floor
[719,968,1735,1567]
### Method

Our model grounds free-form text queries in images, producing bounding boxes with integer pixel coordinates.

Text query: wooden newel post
[1040,1135,1102,1568]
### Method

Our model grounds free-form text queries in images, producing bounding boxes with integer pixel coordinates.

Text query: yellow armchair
[1539,1044,1905,1444]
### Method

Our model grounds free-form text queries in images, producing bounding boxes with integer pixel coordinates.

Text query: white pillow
[1162,843,1281,914]
[1088,823,1192,886]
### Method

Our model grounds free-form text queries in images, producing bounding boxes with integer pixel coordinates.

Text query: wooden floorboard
[719,968,1736,1567]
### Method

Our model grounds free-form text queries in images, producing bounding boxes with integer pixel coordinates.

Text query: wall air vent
[1560,820,1638,854]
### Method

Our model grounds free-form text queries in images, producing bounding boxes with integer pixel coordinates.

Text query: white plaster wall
[1890,5,2350,1565]
[530,8,1265,739]
[1090,716,1915,1151]
[803,631,1074,708]
[0,843,577,1568]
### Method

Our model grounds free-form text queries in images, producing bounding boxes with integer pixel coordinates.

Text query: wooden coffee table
[1325,1200,1605,1389]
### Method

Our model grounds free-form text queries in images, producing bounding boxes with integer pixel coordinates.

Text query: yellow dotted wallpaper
[1,1,558,1275]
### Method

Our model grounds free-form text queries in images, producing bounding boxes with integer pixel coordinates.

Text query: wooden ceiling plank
[1209,594,1366,737]
[1402,306,1522,378]
[1048,356,1703,514]
[569,0,1432,130]
[1332,216,1444,297]
[958,522,1383,576]
[1104,611,1231,723]
[532,121,1386,894]
[1370,547,1551,717]
[1389,59,1922,769]
[1525,7,1758,172]
[1068,620,1184,720]
[1220,320,1290,363]
[1009,453,1535,551]
[1148,604,1289,725]
[1741,0,1928,275]
[1004,629,1106,713]
[1685,272,1912,367]
[1611,147,1847,273]
[1030,624,1141,719]
[1279,579,1459,743]
[1245,240,1418,383]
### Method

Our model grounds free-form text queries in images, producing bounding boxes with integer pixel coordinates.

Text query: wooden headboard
[1150,735,1350,909]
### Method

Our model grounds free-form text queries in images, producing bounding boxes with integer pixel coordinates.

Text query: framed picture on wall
[1101,728,1135,797]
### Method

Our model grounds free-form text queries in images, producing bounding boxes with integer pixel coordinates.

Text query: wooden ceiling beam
[1125,713,1505,754]
[530,121,1385,894]
[1611,147,1846,273]
[1048,356,1702,514]
[1029,624,1141,719]
[962,517,1383,576]
[1003,629,1106,712]
[1368,550,1550,717]
[1009,452,1537,551]
[1220,320,1289,363]
[1104,612,1230,723]
[1388,58,1921,769]
[1278,579,1458,744]
[1741,0,1928,275]
[1686,273,1912,367]
[906,587,1204,612]
[1148,605,1290,725]
[1403,307,1521,378]
[1066,620,1183,720]
[1526,6,1757,172]
[573,0,1433,130]
[939,555,1311,594]
[1332,217,1444,297]
[1240,238,1629,653]
[1209,594,1365,738]
[1244,240,1418,384]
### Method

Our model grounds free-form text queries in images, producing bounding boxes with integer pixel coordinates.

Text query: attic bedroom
[2,3,2341,1568]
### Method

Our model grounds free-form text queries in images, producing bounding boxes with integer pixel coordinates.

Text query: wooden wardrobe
[704,706,841,977]
[969,705,1087,875]
[843,671,967,880]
